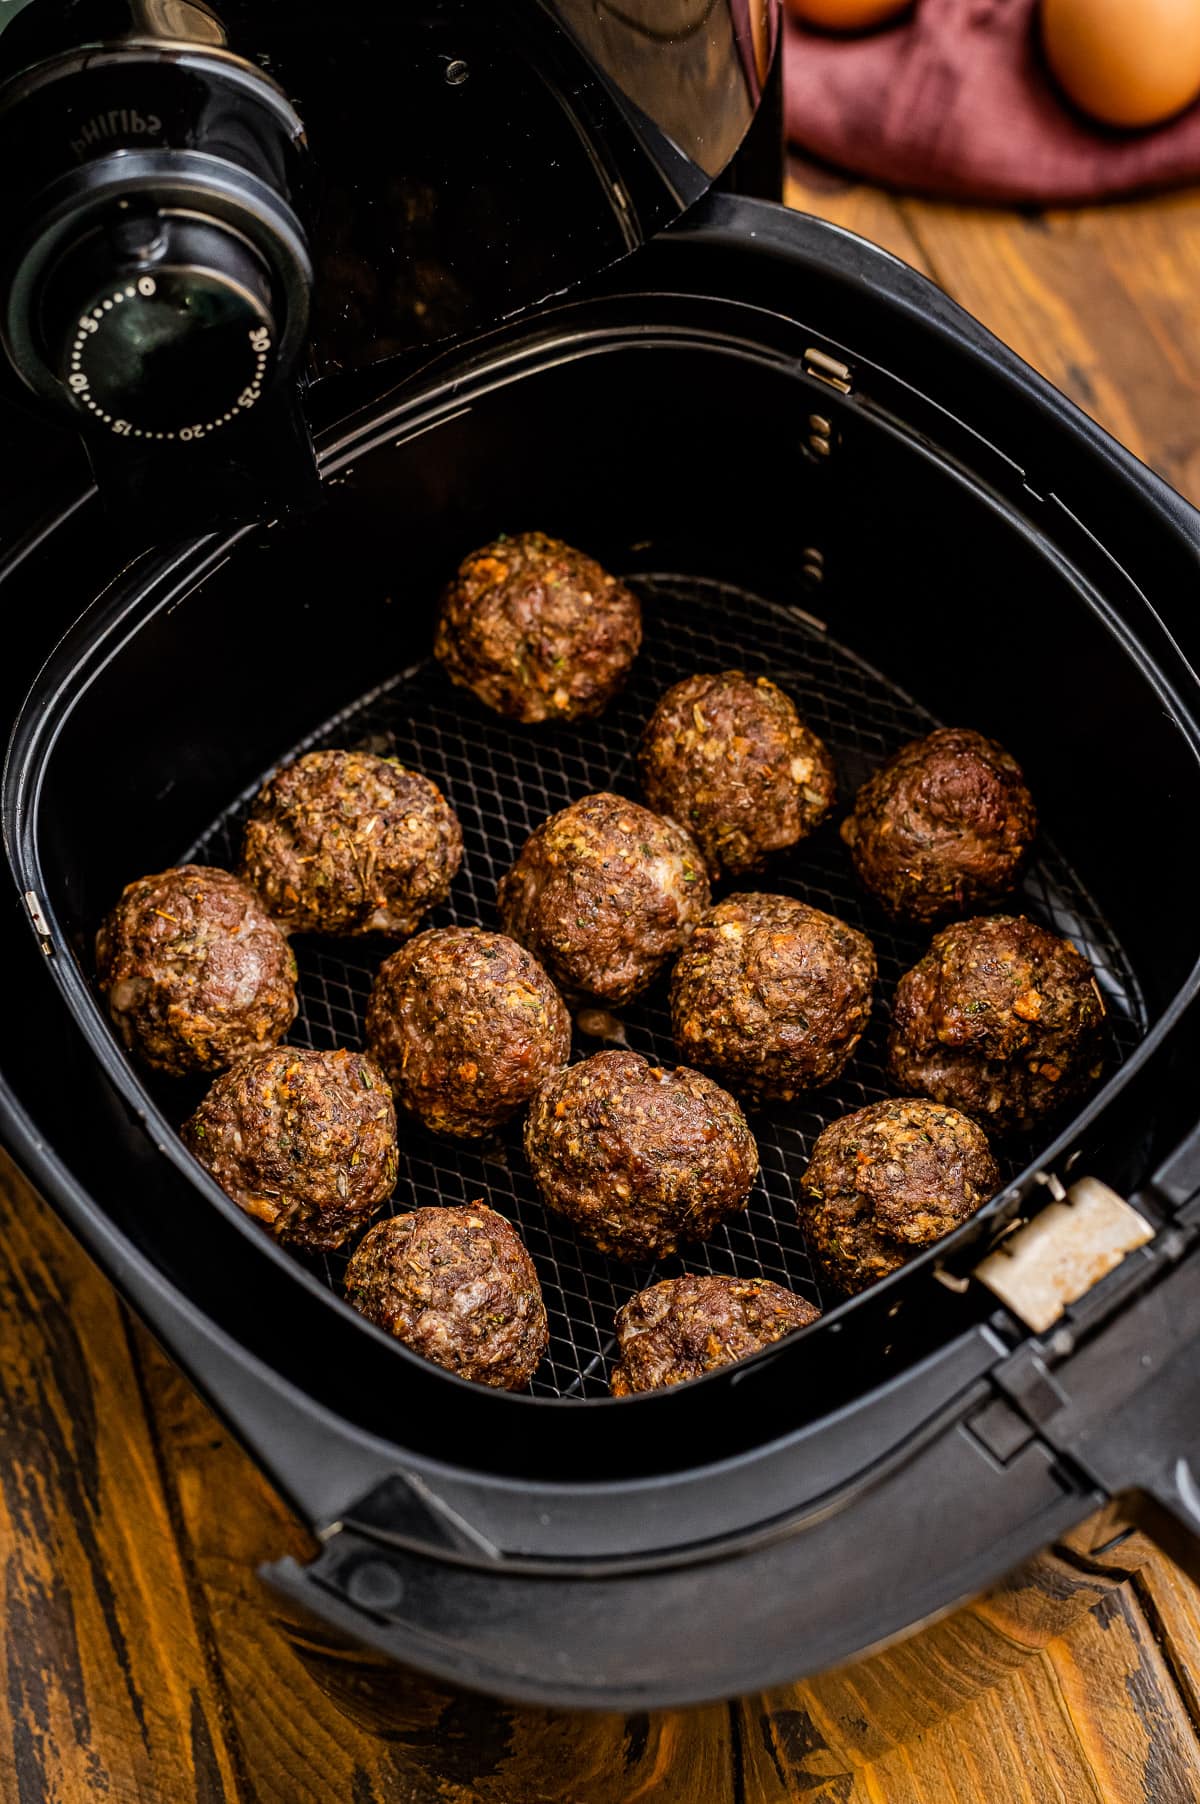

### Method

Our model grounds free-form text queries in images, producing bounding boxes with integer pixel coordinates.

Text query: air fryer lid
[219,0,781,369]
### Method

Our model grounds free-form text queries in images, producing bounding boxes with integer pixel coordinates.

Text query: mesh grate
[184,576,1146,1399]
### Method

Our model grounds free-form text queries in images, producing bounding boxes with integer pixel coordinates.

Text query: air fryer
[3,0,1200,1713]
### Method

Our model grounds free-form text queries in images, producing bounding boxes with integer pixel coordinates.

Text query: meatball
[609,1274,819,1395]
[344,1204,548,1389]
[365,927,571,1139]
[241,749,462,937]
[800,1098,1000,1294]
[841,727,1037,925]
[95,864,297,1077]
[639,669,836,878]
[524,1050,758,1261]
[887,914,1107,1135]
[434,530,642,723]
[497,791,709,1005]
[182,1047,398,1253]
[670,893,876,1104]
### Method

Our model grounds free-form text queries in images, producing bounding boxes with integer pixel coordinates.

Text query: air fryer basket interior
[176,569,1141,1396]
[15,307,1200,1428]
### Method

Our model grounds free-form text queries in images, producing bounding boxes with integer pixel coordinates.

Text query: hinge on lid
[803,346,853,394]
[974,1175,1154,1333]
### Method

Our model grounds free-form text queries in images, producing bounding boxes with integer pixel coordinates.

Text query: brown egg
[786,0,912,30]
[1042,0,1200,129]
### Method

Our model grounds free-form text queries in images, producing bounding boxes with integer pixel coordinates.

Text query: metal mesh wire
[186,575,1146,1399]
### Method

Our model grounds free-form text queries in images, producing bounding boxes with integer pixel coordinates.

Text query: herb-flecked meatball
[434,530,643,723]
[640,670,836,878]
[523,1050,758,1261]
[365,927,571,1139]
[241,749,462,937]
[800,1098,1000,1294]
[609,1274,819,1395]
[670,893,876,1104]
[841,727,1037,925]
[96,864,297,1077]
[888,915,1107,1135]
[183,1047,398,1253]
[344,1204,548,1389]
[497,792,709,1005]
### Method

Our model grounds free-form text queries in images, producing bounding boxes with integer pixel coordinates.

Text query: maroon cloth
[785,0,1200,203]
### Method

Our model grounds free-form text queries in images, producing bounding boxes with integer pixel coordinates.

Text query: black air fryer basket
[4,197,1200,1708]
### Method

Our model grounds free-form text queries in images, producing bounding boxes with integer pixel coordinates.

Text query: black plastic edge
[261,1415,1096,1711]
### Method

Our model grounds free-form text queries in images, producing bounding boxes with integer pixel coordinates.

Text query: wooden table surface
[5,161,1200,1803]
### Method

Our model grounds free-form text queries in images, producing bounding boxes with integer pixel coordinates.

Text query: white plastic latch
[974,1177,1154,1333]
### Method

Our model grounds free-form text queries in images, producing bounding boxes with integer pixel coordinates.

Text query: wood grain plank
[1127,1537,1200,1728]
[740,1534,1200,1804]
[1045,1584,1200,1804]
[860,1653,1108,1804]
[737,1539,1135,1793]
[0,1154,243,1804]
[739,1650,1113,1804]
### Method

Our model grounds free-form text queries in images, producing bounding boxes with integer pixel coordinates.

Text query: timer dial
[44,212,277,443]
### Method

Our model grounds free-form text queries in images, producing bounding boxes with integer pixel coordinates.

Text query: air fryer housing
[4,6,1200,1716]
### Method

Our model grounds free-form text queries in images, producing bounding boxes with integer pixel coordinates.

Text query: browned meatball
[497,791,709,1005]
[365,927,571,1139]
[523,1050,758,1261]
[344,1204,548,1389]
[640,670,836,878]
[434,531,642,723]
[609,1274,819,1395]
[241,749,462,937]
[95,864,297,1078]
[670,893,876,1104]
[888,915,1107,1135]
[841,727,1037,925]
[182,1047,398,1253]
[800,1098,1000,1294]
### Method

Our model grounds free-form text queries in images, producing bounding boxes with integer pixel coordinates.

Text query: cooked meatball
[434,530,642,723]
[609,1273,819,1395]
[888,914,1107,1135]
[241,749,462,937]
[95,864,297,1077]
[841,727,1037,925]
[183,1047,398,1253]
[365,927,571,1139]
[497,791,709,1005]
[524,1050,758,1261]
[344,1204,548,1389]
[670,892,876,1104]
[800,1098,1000,1294]
[640,669,836,878]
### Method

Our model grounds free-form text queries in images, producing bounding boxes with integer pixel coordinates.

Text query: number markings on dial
[67,285,272,440]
